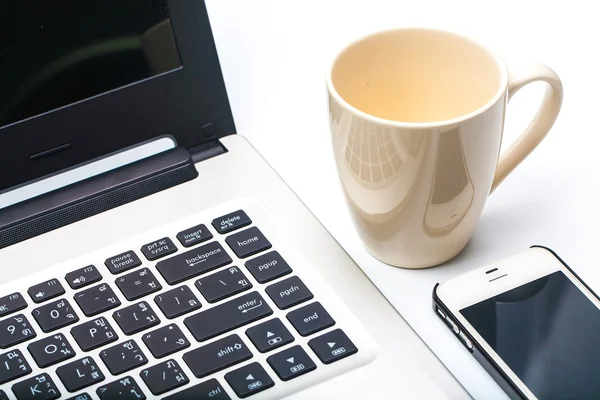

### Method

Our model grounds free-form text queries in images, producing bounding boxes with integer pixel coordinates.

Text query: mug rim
[326,27,509,129]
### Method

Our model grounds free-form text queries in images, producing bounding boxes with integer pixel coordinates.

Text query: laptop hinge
[0,145,203,250]
[188,139,227,163]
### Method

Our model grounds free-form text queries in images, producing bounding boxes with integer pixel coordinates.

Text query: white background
[2,1,598,398]
[204,1,600,399]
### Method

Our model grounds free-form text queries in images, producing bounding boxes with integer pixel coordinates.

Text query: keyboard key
[65,265,102,290]
[195,266,252,303]
[140,359,189,395]
[287,302,335,337]
[100,340,148,375]
[28,279,65,303]
[164,379,230,400]
[0,350,31,384]
[212,210,251,234]
[156,241,233,285]
[141,237,177,261]
[245,251,292,283]
[74,283,120,317]
[0,314,36,349]
[184,291,273,342]
[32,298,79,332]
[116,268,162,301]
[224,362,274,398]
[267,345,316,381]
[225,227,271,259]
[71,317,118,351]
[105,251,142,275]
[0,390,7,400]
[97,376,145,400]
[154,286,201,319]
[28,333,75,368]
[309,328,358,364]
[176,224,213,247]
[266,276,313,310]
[0,292,28,318]
[56,356,104,392]
[142,324,190,358]
[182,334,252,378]
[12,373,60,400]
[113,301,160,335]
[245,318,294,353]
[65,393,91,400]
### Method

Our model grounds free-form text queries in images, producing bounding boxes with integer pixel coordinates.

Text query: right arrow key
[308,329,358,364]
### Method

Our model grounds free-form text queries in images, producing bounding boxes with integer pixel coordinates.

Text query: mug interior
[329,28,506,124]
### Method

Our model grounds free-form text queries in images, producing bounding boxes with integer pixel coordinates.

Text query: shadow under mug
[327,28,563,269]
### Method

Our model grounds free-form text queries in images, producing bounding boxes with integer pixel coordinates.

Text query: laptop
[0,1,463,399]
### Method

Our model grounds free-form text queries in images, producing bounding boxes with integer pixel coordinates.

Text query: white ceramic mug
[327,28,563,269]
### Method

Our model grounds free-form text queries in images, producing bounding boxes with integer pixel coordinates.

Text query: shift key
[156,241,232,285]
[184,292,273,341]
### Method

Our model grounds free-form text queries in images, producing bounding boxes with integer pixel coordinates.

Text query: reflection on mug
[423,126,474,236]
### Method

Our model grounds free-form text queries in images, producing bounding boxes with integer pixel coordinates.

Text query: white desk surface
[206,0,600,398]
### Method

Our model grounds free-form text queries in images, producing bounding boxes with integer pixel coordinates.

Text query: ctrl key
[12,373,61,400]
[225,362,274,398]
[164,379,231,400]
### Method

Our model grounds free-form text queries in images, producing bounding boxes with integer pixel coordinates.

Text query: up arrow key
[246,374,254,380]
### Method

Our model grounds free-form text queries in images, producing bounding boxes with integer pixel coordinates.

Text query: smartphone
[433,246,600,400]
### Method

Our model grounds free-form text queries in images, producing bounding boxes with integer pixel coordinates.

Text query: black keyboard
[0,209,365,399]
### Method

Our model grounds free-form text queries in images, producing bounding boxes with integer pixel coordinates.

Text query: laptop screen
[0,0,182,129]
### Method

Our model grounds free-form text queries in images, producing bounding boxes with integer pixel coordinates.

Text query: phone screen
[460,271,600,399]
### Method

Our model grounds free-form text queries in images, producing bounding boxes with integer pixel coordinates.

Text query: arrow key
[224,362,274,398]
[245,318,294,353]
[308,328,358,364]
[267,345,316,381]
[11,373,61,400]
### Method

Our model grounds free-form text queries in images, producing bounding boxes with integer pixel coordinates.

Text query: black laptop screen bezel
[0,0,235,193]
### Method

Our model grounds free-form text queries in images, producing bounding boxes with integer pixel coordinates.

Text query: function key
[32,298,79,333]
[115,268,162,301]
[308,329,358,364]
[0,314,36,349]
[163,379,230,400]
[113,302,160,335]
[142,324,190,358]
[141,237,177,261]
[74,283,120,317]
[245,318,294,353]
[184,292,272,342]
[0,292,27,318]
[0,349,31,384]
[96,376,145,400]
[177,224,213,248]
[225,227,272,259]
[212,210,251,234]
[56,356,104,393]
[182,334,252,378]
[71,317,118,352]
[156,241,232,285]
[154,286,201,319]
[195,266,252,303]
[65,265,102,290]
[267,345,316,381]
[28,333,75,368]
[100,340,148,375]
[245,251,292,283]
[286,302,335,337]
[224,362,274,398]
[104,251,142,275]
[140,359,189,395]
[266,276,313,310]
[28,279,65,303]
[11,373,60,400]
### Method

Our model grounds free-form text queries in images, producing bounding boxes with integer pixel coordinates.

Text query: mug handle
[491,63,563,192]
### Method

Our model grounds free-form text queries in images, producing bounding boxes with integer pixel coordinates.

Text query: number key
[32,299,79,333]
[0,314,36,349]
[28,333,75,368]
[0,349,31,384]
[154,286,200,319]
